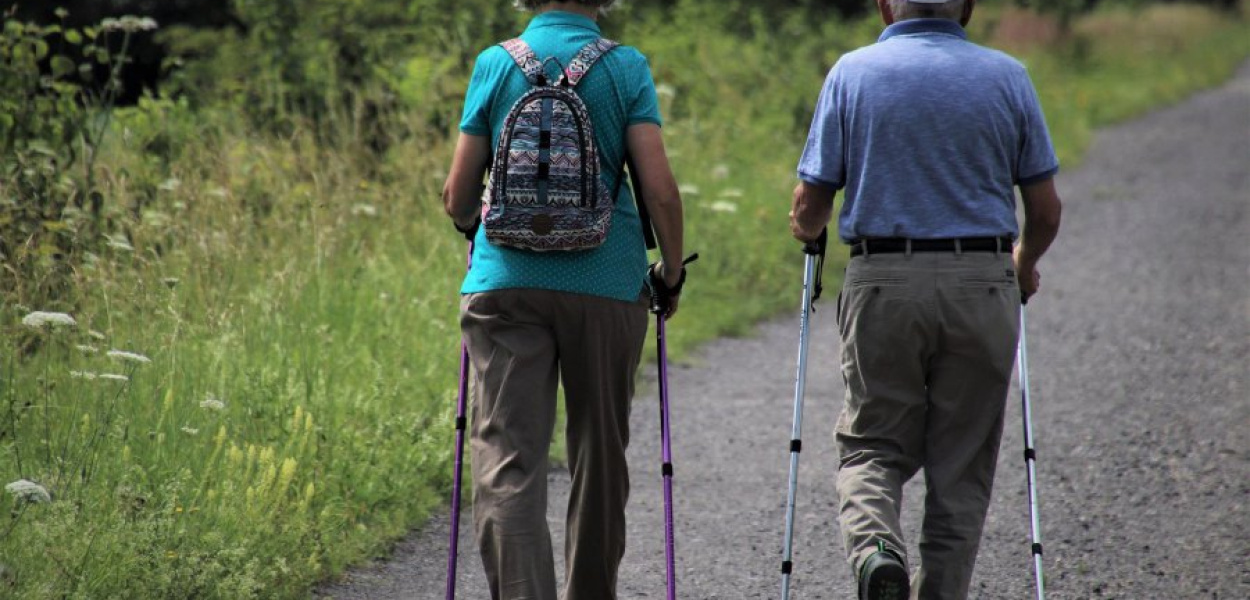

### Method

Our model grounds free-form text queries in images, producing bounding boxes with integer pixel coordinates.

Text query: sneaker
[858,546,909,600]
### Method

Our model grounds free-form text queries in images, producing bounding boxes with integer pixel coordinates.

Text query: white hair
[513,0,618,13]
[887,0,967,21]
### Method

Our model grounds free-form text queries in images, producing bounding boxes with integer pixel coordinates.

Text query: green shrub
[0,11,156,309]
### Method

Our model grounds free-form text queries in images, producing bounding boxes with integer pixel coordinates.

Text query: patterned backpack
[481,37,622,252]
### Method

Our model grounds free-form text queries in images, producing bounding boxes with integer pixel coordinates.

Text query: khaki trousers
[460,289,649,600]
[834,251,1020,600]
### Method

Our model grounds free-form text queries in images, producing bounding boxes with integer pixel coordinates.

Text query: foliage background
[1,0,1248,597]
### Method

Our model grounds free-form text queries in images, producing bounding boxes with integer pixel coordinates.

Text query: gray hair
[513,0,618,12]
[887,0,967,21]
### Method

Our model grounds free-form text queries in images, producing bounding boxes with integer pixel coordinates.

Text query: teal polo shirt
[797,19,1059,243]
[458,11,662,302]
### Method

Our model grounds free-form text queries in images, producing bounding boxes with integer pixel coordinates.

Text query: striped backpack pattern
[481,37,620,252]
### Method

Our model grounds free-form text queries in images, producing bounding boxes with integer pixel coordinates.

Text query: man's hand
[1016,178,1063,303]
[790,181,835,242]
[1014,249,1040,301]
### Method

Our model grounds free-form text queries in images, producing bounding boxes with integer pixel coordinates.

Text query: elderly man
[789,1,1062,599]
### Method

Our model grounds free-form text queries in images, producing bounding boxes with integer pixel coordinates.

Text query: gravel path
[317,62,1250,599]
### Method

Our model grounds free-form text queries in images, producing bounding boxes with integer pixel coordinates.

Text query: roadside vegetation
[1,1,1247,597]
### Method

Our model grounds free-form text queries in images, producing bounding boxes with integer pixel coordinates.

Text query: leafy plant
[0,9,157,309]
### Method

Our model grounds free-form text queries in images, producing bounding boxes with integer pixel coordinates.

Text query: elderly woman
[442,1,686,598]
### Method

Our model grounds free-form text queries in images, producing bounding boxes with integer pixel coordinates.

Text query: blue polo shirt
[458,12,662,302]
[797,19,1059,243]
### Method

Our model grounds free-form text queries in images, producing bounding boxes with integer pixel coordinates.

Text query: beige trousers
[460,288,649,600]
[834,251,1020,600]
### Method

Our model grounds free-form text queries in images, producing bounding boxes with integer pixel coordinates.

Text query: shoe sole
[864,561,909,600]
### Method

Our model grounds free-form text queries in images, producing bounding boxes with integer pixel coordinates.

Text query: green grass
[1,3,1248,598]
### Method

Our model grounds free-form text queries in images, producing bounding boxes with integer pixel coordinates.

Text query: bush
[0,11,156,309]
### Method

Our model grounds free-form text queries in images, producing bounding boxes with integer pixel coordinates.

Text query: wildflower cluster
[99,16,159,34]
[4,480,51,504]
[21,311,77,329]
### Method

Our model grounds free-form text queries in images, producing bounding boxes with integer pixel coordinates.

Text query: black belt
[849,237,1013,257]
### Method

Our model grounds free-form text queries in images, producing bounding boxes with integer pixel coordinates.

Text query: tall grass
[1027,2,1250,166]
[1,3,1247,597]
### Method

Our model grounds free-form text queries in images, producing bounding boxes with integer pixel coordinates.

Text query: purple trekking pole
[446,243,473,600]
[649,254,697,600]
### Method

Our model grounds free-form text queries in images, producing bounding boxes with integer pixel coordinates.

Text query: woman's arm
[442,133,492,230]
[626,123,684,288]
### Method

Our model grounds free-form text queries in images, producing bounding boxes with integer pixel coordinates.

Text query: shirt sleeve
[797,65,846,190]
[1014,70,1060,185]
[628,53,663,128]
[459,48,499,137]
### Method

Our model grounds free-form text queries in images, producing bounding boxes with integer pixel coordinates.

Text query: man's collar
[879,18,968,43]
[526,11,602,35]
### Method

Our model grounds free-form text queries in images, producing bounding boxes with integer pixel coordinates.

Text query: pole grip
[802,228,827,256]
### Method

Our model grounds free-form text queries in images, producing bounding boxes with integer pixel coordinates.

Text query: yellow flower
[277,458,298,497]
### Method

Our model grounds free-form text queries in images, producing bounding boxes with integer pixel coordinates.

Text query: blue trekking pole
[1017,300,1046,600]
[779,229,826,600]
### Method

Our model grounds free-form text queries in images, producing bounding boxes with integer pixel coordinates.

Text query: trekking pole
[446,244,473,600]
[652,253,698,600]
[780,229,826,600]
[1018,300,1046,600]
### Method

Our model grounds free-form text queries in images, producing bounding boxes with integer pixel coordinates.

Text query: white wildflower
[678,184,701,196]
[5,479,51,504]
[75,345,99,354]
[100,16,159,34]
[180,426,199,436]
[712,164,730,180]
[21,311,77,329]
[710,201,739,213]
[161,277,180,289]
[158,178,181,192]
[99,373,130,382]
[718,188,744,198]
[105,235,133,252]
[351,204,379,218]
[88,330,106,341]
[70,370,98,380]
[108,350,151,364]
[655,83,677,99]
[200,395,226,412]
[208,188,229,199]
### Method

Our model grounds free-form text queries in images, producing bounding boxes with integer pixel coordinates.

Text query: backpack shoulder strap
[561,38,620,88]
[500,38,545,85]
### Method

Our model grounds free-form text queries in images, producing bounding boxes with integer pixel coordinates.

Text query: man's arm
[1015,177,1063,300]
[626,123,684,289]
[442,133,491,230]
[790,180,837,242]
